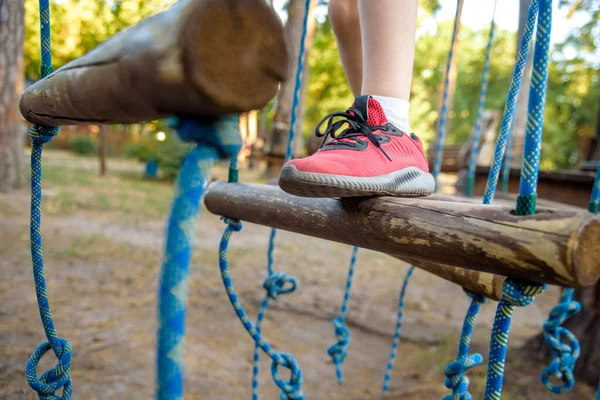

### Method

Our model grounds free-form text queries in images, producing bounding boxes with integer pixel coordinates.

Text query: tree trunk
[508,0,534,168]
[265,0,316,178]
[0,0,26,192]
[526,283,600,387]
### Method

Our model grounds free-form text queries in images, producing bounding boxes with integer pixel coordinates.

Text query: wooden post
[204,182,600,288]
[20,0,288,126]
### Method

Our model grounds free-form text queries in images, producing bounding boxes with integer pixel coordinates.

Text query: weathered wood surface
[20,0,288,126]
[394,256,505,301]
[204,182,600,288]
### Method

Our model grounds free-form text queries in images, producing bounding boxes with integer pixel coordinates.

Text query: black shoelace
[315,107,392,161]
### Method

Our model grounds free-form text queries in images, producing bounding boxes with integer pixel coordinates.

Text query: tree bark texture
[0,0,26,192]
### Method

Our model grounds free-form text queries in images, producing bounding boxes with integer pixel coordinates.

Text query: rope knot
[30,125,60,145]
[541,291,581,394]
[169,116,242,159]
[443,353,484,400]
[501,279,545,307]
[222,217,242,232]
[463,288,490,305]
[327,316,351,383]
[263,272,297,300]
[271,353,305,400]
[26,338,73,400]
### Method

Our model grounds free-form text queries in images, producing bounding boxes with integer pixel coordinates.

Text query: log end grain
[572,215,600,287]
[184,0,288,113]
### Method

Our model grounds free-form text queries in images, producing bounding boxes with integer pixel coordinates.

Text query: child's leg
[359,0,418,101]
[328,0,362,97]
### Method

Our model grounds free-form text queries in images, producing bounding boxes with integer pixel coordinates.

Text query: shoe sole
[279,165,436,198]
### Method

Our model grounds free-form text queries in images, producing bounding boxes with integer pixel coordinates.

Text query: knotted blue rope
[26,1,74,399]
[250,0,311,397]
[433,0,463,183]
[484,280,546,399]
[156,117,241,400]
[482,0,539,205]
[588,162,600,214]
[465,0,497,198]
[540,288,581,394]
[220,218,305,400]
[327,246,358,384]
[381,266,414,393]
[443,290,489,400]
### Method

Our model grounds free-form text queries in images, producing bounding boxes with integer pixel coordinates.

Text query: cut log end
[573,217,600,287]
[186,0,288,113]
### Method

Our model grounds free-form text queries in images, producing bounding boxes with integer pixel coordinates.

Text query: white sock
[372,95,411,133]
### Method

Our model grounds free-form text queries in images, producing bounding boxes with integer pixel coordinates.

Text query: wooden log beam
[20,0,287,126]
[396,256,505,301]
[204,182,600,288]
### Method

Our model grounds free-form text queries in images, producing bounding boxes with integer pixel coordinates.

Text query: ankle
[371,95,411,133]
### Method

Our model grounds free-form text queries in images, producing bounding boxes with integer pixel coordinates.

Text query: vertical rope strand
[248,0,312,397]
[381,266,414,393]
[26,0,74,398]
[515,0,552,215]
[482,0,539,205]
[327,246,359,384]
[433,0,463,183]
[466,0,497,198]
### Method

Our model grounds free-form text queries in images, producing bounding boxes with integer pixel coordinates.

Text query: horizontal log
[204,182,600,288]
[396,256,505,301]
[20,0,287,126]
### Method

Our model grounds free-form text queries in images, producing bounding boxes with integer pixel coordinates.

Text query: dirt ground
[0,150,596,400]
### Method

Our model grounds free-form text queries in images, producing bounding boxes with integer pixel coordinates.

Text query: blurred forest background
[20,0,599,173]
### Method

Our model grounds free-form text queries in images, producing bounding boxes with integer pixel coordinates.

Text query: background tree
[0,0,26,192]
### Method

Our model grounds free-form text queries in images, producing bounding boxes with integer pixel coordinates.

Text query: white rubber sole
[279,165,435,198]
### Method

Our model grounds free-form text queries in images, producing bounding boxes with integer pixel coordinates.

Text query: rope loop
[541,289,581,394]
[30,125,60,145]
[463,288,490,305]
[170,116,242,159]
[327,316,351,370]
[26,338,73,400]
[501,279,545,307]
[263,271,297,300]
[271,353,305,400]
[443,353,483,400]
[222,217,243,232]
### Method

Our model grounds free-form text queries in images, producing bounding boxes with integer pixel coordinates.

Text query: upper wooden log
[20,0,288,126]
[204,182,600,288]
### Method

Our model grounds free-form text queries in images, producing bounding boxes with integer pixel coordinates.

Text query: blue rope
[219,220,305,400]
[484,280,546,400]
[381,266,414,393]
[588,162,600,214]
[156,117,241,400]
[433,0,463,183]
[500,125,515,193]
[515,0,552,215]
[482,0,539,205]
[540,288,581,394]
[327,246,359,384]
[248,0,312,397]
[26,1,74,398]
[443,289,489,400]
[465,0,497,198]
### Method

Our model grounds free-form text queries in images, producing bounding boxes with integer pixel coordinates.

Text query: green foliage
[122,140,158,163]
[24,0,175,79]
[155,134,192,180]
[69,136,96,155]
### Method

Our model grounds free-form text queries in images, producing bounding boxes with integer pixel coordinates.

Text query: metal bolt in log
[20,0,288,126]
[204,182,600,289]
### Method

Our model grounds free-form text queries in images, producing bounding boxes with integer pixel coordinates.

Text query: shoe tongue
[352,95,388,126]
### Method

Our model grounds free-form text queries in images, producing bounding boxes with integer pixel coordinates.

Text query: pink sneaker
[279,95,435,197]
